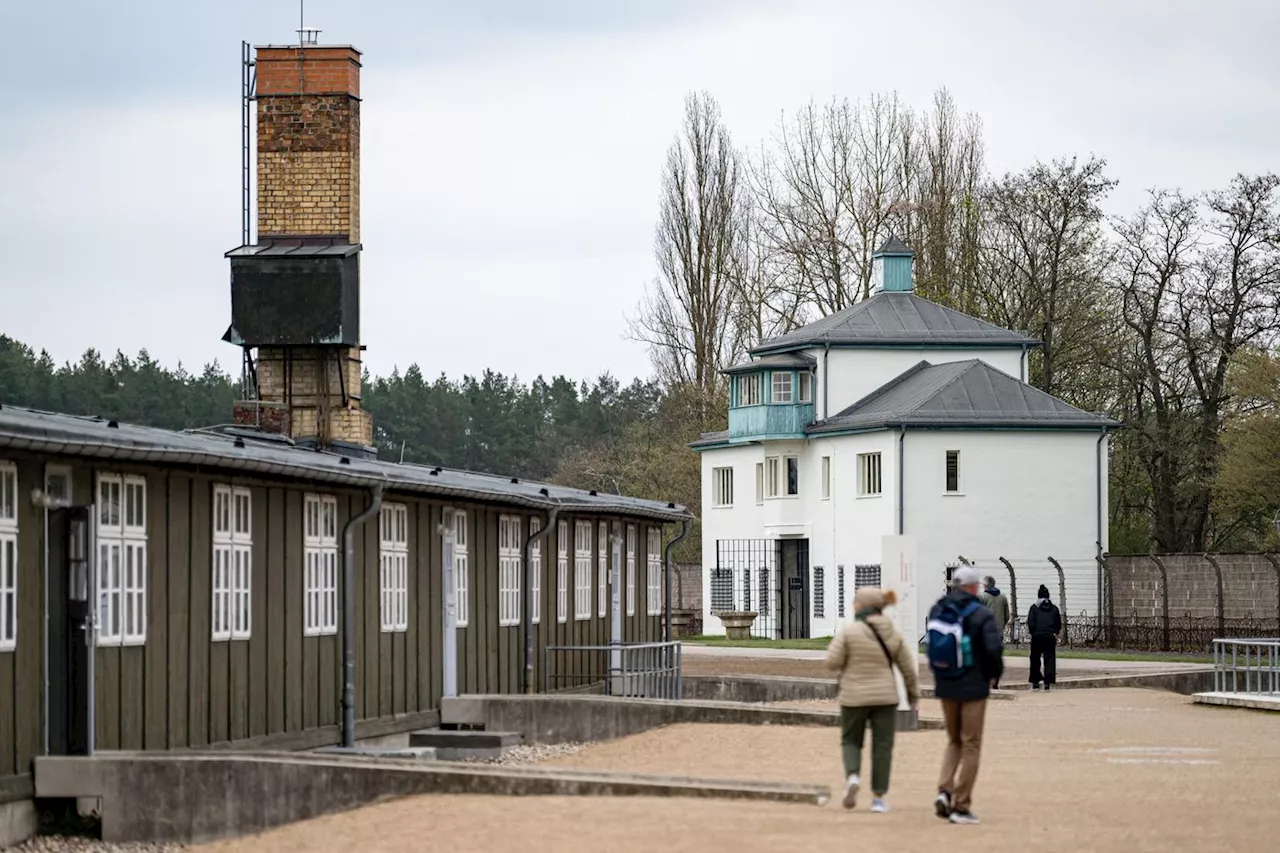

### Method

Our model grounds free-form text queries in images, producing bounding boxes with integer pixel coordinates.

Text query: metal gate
[710,539,810,639]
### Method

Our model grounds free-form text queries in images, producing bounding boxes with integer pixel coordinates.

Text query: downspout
[341,483,384,748]
[897,426,906,534]
[1020,343,1027,383]
[663,518,692,642]
[822,340,831,420]
[1096,428,1106,623]
[522,506,560,694]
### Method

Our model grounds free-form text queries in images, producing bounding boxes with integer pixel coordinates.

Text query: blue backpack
[926,599,981,679]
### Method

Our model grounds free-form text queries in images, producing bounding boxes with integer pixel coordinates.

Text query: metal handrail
[1212,638,1280,695]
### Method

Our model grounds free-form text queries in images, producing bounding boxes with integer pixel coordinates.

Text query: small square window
[771,372,794,404]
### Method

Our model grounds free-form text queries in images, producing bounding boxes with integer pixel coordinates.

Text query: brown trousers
[938,698,987,812]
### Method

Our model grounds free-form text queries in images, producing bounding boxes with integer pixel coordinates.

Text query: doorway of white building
[777,538,810,640]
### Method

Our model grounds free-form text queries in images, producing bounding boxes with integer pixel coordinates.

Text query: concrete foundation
[34,753,830,845]
[409,729,524,762]
[0,799,37,849]
[681,675,1016,704]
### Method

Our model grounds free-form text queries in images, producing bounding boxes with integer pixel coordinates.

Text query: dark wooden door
[779,539,810,639]
[47,506,92,755]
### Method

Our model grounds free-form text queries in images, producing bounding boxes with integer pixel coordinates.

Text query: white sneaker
[842,774,860,809]
[871,798,889,813]
[949,809,981,825]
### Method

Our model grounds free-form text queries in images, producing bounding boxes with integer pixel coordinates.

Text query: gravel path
[453,742,589,765]
[12,838,180,853]
[191,689,1280,853]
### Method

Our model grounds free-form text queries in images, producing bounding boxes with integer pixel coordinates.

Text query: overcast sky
[2,0,1276,385]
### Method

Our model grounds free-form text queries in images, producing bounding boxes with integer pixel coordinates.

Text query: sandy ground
[198,689,1278,853]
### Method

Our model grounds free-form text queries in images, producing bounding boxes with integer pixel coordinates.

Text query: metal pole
[663,519,691,642]
[522,509,558,694]
[441,513,457,699]
[341,486,382,748]
[610,525,623,695]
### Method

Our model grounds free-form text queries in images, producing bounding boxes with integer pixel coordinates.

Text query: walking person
[1028,585,1062,691]
[926,566,1004,825]
[825,587,920,814]
[978,576,1010,689]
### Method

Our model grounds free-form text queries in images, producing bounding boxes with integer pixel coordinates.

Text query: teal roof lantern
[871,235,913,293]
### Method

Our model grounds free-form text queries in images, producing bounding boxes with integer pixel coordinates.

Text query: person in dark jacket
[978,576,1010,688]
[930,566,1004,826]
[1027,584,1062,691]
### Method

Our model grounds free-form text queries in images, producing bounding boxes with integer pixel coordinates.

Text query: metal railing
[1212,638,1280,696]
[544,641,684,699]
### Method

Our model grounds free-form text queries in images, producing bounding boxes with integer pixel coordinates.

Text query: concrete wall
[1108,554,1280,623]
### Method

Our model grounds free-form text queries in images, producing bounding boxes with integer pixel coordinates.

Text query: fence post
[1203,554,1226,639]
[1148,555,1171,652]
[1047,556,1068,645]
[1098,555,1115,647]
[998,557,1019,643]
[1262,554,1280,636]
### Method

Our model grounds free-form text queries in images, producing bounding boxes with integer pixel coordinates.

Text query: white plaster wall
[902,430,1107,631]
[700,426,1109,639]
[812,347,1026,419]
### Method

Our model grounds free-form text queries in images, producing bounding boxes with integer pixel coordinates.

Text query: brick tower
[224,34,374,457]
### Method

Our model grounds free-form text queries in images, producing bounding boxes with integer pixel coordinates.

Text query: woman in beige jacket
[824,587,920,813]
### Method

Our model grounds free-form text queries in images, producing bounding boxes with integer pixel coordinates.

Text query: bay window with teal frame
[728,366,816,441]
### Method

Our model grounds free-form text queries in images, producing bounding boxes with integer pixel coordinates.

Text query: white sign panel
[881,534,919,711]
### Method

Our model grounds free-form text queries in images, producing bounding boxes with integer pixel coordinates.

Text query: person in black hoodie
[1027,584,1062,691]
[929,566,1004,826]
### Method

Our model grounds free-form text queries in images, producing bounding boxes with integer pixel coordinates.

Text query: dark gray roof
[752,292,1040,354]
[0,405,690,522]
[225,240,361,258]
[722,352,816,376]
[875,235,913,255]
[806,360,1121,433]
[689,430,730,449]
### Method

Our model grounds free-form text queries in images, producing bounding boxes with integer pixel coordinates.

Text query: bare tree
[629,92,745,421]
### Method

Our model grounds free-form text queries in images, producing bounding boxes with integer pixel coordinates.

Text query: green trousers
[840,704,897,795]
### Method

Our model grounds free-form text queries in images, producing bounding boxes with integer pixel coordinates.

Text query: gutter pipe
[341,483,384,748]
[1096,428,1106,622]
[523,506,560,694]
[663,519,692,642]
[897,426,907,534]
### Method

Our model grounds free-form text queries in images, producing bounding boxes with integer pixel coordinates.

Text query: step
[409,729,523,749]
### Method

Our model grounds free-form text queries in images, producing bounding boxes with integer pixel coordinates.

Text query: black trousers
[1030,634,1057,686]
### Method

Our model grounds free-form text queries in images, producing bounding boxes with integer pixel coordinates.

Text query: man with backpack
[978,576,1010,688]
[927,565,1004,826]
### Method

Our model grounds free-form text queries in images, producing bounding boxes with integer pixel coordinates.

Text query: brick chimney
[225,38,374,455]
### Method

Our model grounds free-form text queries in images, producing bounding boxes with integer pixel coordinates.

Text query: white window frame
[212,484,253,642]
[556,520,569,623]
[738,374,761,406]
[798,371,813,404]
[597,521,608,617]
[946,450,963,494]
[97,473,147,647]
[452,509,470,628]
[573,520,592,621]
[380,503,410,633]
[712,467,733,508]
[530,518,542,624]
[755,462,764,505]
[0,462,17,652]
[646,528,662,616]
[498,514,522,627]
[771,371,794,404]
[626,525,637,617]
[764,455,799,499]
[858,452,883,498]
[304,493,338,637]
[821,456,831,500]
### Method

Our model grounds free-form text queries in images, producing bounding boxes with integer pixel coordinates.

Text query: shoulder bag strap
[864,621,897,671]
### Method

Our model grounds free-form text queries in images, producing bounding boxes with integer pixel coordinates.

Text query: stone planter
[717,611,759,640]
[669,609,696,639]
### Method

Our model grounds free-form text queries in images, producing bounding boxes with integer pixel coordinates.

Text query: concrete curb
[999,669,1213,695]
[34,753,830,845]
[1191,692,1280,713]
[682,675,1017,704]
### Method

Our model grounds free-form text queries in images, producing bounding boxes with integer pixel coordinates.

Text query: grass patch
[683,635,832,651]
